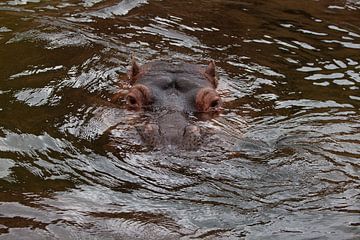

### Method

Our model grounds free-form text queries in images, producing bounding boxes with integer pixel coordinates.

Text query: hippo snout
[138,113,201,149]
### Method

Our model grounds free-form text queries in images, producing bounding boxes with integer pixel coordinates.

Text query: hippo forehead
[137,61,212,91]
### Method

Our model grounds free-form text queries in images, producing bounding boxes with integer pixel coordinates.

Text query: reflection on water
[0,0,359,239]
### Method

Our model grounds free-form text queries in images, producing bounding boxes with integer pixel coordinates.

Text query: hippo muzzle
[137,111,202,149]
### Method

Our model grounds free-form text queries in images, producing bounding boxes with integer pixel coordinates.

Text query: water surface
[0,0,359,239]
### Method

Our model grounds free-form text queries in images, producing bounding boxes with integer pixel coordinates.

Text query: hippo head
[125,58,222,149]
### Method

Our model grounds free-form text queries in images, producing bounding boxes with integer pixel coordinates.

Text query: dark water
[0,0,359,239]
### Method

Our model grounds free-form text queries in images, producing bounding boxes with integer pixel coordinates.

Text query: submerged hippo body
[125,58,222,149]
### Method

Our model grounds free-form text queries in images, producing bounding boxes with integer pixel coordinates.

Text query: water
[0,0,359,239]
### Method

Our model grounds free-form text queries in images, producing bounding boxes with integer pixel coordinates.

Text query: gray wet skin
[124,59,222,149]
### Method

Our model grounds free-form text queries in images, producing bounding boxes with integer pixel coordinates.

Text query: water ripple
[0,0,360,239]
[86,0,148,19]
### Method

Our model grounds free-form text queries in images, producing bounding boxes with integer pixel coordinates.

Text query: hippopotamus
[123,58,222,149]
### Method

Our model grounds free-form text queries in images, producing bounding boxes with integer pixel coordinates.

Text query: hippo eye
[127,95,137,105]
[126,84,153,110]
[126,94,139,108]
[210,99,220,108]
[195,87,222,112]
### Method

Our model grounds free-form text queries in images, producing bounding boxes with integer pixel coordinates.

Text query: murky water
[0,0,359,239]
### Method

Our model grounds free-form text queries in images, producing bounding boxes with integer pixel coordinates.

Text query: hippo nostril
[183,125,202,150]
[138,123,161,147]
[183,125,201,137]
[144,123,160,134]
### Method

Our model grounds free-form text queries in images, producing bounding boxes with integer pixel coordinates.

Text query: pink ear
[204,60,218,88]
[127,55,141,84]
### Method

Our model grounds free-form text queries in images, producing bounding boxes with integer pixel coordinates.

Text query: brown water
[0,0,359,239]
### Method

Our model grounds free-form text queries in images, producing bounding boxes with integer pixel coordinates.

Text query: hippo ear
[127,55,141,84]
[204,60,219,88]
